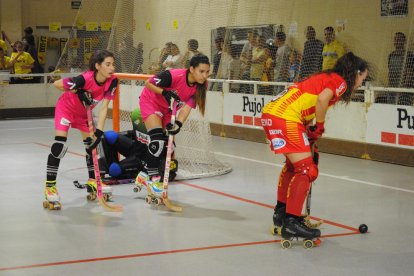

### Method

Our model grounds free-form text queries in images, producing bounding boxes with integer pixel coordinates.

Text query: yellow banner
[76,18,85,30]
[37,36,47,65]
[84,38,92,64]
[100,22,112,31]
[69,38,81,49]
[49,22,61,32]
[86,22,98,31]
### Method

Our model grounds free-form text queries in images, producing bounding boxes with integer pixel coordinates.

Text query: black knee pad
[148,128,167,158]
[51,136,68,159]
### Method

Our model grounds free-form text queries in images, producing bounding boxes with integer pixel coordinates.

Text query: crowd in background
[0,26,43,84]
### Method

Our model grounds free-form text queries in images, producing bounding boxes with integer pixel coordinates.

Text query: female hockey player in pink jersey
[43,50,118,210]
[136,54,210,196]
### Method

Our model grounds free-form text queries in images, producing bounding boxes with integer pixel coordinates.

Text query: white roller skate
[43,181,62,210]
[134,171,164,205]
[86,178,112,202]
[133,171,149,193]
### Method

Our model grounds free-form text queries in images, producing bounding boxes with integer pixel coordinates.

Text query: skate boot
[281,216,321,249]
[144,175,164,205]
[271,206,286,236]
[86,178,112,201]
[133,171,149,193]
[43,181,62,210]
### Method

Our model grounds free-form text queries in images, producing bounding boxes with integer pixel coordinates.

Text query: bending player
[262,52,369,240]
[136,54,210,197]
[43,50,118,210]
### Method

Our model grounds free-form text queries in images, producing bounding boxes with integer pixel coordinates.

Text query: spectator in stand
[0,47,11,70]
[0,37,8,54]
[9,41,34,84]
[261,43,277,95]
[322,26,346,70]
[228,45,242,92]
[240,30,257,81]
[274,31,292,83]
[216,41,232,80]
[212,37,223,78]
[299,26,323,80]
[162,43,183,70]
[22,35,43,83]
[387,32,414,105]
[182,39,200,69]
[288,49,300,82]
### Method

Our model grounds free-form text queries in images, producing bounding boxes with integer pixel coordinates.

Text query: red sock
[277,159,294,204]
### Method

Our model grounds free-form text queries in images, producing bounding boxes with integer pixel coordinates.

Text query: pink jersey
[139,68,203,126]
[55,71,117,132]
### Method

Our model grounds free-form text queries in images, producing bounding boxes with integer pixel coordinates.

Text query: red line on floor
[0,232,360,272]
[33,142,85,157]
[178,181,360,232]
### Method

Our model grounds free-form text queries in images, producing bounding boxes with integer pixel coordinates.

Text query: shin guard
[277,158,294,204]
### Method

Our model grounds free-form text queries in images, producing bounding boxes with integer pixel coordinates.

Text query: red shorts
[139,96,171,129]
[261,113,311,154]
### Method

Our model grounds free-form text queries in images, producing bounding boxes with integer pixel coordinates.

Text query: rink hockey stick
[303,142,323,228]
[86,106,123,212]
[161,99,182,212]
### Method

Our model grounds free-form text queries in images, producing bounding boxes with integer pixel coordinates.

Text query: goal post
[111,73,232,180]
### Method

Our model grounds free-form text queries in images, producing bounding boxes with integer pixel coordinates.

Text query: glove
[88,129,104,150]
[76,89,93,107]
[166,121,183,136]
[162,90,181,105]
[306,121,325,142]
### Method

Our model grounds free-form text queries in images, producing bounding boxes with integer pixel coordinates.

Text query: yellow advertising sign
[101,22,112,31]
[49,22,61,32]
[37,36,47,65]
[86,22,98,31]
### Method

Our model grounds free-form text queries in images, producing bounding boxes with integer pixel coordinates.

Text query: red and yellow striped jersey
[262,73,346,124]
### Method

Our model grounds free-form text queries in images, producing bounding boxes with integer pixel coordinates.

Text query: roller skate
[133,171,149,193]
[280,216,321,249]
[86,178,112,202]
[134,171,164,206]
[271,206,285,236]
[43,181,62,210]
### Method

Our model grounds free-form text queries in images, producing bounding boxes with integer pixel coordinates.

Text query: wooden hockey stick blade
[303,215,323,228]
[98,197,123,212]
[163,198,182,212]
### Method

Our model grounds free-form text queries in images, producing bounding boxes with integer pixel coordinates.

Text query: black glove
[88,129,104,150]
[166,121,183,136]
[162,90,181,105]
[76,89,93,107]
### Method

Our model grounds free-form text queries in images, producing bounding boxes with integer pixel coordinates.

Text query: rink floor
[1,118,414,276]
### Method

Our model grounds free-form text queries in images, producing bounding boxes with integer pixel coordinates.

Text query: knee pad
[83,137,93,155]
[104,130,118,145]
[293,156,318,182]
[148,128,167,158]
[51,136,68,159]
[109,162,122,177]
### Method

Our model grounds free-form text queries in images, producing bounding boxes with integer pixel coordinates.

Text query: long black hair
[189,54,210,116]
[331,52,369,103]
[88,50,114,71]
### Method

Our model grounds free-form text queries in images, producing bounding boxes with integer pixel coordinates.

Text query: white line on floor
[215,152,414,194]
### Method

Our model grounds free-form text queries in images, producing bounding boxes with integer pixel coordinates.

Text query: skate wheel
[281,240,292,249]
[43,201,49,209]
[103,194,109,202]
[154,198,162,206]
[303,240,314,249]
[87,194,96,201]
[145,195,152,204]
[133,186,141,193]
[270,226,276,235]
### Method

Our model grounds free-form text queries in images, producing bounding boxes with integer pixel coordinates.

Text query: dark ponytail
[332,52,369,103]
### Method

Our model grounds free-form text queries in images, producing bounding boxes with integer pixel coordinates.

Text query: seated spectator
[9,41,34,84]
[162,43,183,70]
[322,26,345,70]
[22,35,43,83]
[0,37,8,55]
[182,39,200,68]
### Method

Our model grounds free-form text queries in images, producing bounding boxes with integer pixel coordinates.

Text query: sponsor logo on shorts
[60,117,71,126]
[271,138,286,150]
[269,129,282,135]
[261,119,272,126]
